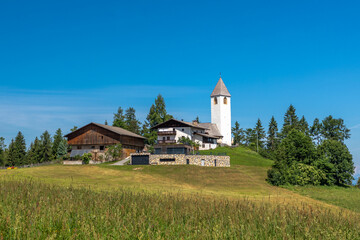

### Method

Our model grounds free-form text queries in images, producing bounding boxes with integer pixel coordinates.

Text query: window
[77,146,82,149]
[167,147,186,154]
[182,129,184,132]
[154,148,162,154]
[167,136,170,140]
[224,97,228,104]
[91,146,95,149]
[100,146,104,151]
[101,136,104,140]
[163,137,166,141]
[214,97,218,105]
[160,158,175,162]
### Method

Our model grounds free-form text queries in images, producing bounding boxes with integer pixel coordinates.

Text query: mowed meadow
[1,146,360,239]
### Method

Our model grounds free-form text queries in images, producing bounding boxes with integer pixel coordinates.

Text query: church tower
[211,76,232,145]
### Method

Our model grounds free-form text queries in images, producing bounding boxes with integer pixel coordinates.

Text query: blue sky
[1,0,359,179]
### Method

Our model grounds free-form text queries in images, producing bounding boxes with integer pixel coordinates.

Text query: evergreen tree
[124,107,141,134]
[14,132,27,165]
[310,118,322,145]
[113,107,126,128]
[6,139,15,166]
[320,115,350,143]
[281,104,299,138]
[231,121,244,145]
[70,126,78,132]
[105,120,108,125]
[52,128,63,159]
[39,131,53,163]
[195,116,200,123]
[57,140,68,159]
[0,137,6,166]
[254,119,266,150]
[244,128,256,147]
[267,116,279,152]
[298,116,309,135]
[143,94,173,146]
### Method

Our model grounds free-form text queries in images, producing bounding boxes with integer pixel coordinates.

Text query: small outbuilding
[64,122,145,160]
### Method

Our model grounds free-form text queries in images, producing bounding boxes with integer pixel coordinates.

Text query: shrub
[82,153,92,164]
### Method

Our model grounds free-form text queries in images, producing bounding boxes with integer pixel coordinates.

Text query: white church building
[151,77,232,153]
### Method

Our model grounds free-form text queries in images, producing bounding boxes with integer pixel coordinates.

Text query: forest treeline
[232,104,355,186]
[0,129,67,167]
[0,94,172,166]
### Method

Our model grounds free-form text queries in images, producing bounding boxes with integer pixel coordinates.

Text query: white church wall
[211,96,231,145]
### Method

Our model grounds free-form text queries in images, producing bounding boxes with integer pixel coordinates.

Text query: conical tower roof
[210,77,231,97]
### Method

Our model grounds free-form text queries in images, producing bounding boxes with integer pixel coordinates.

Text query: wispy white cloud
[350,124,360,130]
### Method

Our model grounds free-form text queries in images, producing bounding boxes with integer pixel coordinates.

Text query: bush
[82,153,92,164]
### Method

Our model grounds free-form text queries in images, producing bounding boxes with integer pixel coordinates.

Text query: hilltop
[1,146,360,238]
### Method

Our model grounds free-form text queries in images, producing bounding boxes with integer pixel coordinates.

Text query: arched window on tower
[214,97,218,105]
[224,97,228,104]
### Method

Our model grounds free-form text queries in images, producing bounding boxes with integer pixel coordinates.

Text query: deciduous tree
[317,140,354,186]
[321,115,350,143]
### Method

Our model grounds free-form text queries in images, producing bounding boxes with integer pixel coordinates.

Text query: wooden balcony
[157,140,177,144]
[157,131,176,136]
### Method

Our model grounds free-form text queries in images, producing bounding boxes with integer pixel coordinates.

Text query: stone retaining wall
[131,153,230,167]
[63,160,106,165]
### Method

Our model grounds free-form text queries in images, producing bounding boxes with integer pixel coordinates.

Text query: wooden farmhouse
[64,122,145,159]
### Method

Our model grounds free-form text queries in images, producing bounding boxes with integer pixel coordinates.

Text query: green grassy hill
[1,146,360,238]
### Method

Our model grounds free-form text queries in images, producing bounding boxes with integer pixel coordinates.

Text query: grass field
[1,146,360,239]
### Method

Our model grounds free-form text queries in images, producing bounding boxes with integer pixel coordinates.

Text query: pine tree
[232,121,244,145]
[52,128,63,159]
[267,116,279,151]
[281,104,299,138]
[0,137,6,166]
[70,126,78,132]
[57,140,68,159]
[40,131,53,163]
[244,128,256,147]
[310,118,322,145]
[113,107,126,128]
[125,107,141,134]
[32,137,42,163]
[6,139,15,166]
[105,120,108,125]
[195,116,200,123]
[298,116,309,135]
[14,131,27,165]
[143,94,173,146]
[255,119,266,150]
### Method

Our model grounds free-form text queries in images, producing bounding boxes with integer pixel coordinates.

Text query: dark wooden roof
[65,122,145,139]
[151,119,209,130]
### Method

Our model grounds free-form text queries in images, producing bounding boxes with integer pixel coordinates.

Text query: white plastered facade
[211,95,231,145]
